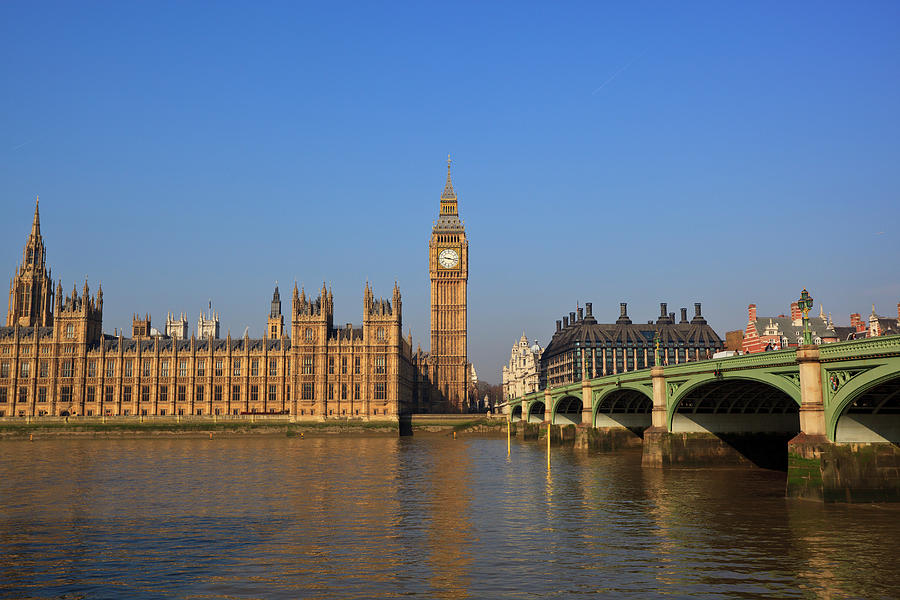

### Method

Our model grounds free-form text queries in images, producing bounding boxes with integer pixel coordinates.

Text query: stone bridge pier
[640,346,900,502]
[788,348,900,502]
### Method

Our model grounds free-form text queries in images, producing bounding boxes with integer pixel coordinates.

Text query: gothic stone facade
[0,200,417,419]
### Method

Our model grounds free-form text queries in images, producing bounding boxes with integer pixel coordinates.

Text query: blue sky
[2,1,899,383]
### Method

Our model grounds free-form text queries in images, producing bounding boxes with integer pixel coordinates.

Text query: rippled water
[1,434,898,599]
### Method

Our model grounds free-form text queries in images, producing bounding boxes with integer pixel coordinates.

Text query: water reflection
[1,436,899,599]
[416,438,474,598]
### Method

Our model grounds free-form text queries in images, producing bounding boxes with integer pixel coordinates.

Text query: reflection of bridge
[508,336,900,502]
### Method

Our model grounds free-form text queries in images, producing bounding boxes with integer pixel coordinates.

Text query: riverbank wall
[0,414,508,439]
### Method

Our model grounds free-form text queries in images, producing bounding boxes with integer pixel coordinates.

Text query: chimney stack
[577,307,583,321]
[556,320,562,332]
[563,316,569,328]
[660,302,668,318]
[691,302,707,324]
[748,304,757,322]
[790,301,801,322]
[620,303,627,318]
[680,308,688,323]
[585,302,592,317]
[570,311,576,324]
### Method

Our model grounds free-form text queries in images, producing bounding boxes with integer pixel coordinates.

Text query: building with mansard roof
[0,198,420,419]
[540,302,723,389]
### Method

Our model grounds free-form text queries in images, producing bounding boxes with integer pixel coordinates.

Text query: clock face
[438,248,459,269]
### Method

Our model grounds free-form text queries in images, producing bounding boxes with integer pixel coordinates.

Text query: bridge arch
[592,385,652,429]
[510,403,523,422]
[830,366,900,443]
[668,374,800,434]
[526,400,545,423]
[667,374,800,470]
[552,394,582,426]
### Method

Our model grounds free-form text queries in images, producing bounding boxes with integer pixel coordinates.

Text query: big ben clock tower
[429,156,468,412]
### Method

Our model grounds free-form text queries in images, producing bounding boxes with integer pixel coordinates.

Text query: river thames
[1,434,898,599]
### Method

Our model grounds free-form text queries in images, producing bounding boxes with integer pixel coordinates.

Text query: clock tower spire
[428,156,469,412]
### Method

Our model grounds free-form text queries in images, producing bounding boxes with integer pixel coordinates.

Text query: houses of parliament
[0,164,469,418]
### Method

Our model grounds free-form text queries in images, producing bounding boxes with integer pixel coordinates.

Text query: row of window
[0,384,287,404]
[1,345,75,355]
[0,382,393,404]
[299,382,386,400]
[0,357,287,379]
[0,406,393,418]
[302,327,388,342]
[572,340,718,348]
[1,354,394,380]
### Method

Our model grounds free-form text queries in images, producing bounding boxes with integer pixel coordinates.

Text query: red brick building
[742,300,900,354]
[742,302,842,354]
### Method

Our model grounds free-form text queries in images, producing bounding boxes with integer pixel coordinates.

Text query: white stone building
[197,305,220,340]
[165,312,189,340]
[502,333,542,401]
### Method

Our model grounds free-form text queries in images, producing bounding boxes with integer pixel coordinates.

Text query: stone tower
[268,283,284,339]
[428,157,469,411]
[132,313,151,339]
[165,312,188,340]
[292,282,334,410]
[197,303,219,340]
[7,197,55,327]
[54,280,103,348]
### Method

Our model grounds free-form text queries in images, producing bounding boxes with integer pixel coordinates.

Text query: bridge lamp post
[654,332,661,367]
[798,288,814,346]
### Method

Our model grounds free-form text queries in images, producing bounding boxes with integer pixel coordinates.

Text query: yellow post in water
[506,417,511,457]
[547,423,551,470]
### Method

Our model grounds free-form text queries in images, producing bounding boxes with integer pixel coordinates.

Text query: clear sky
[2,1,899,383]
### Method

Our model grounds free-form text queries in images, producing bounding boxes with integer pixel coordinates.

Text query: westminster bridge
[507,336,900,502]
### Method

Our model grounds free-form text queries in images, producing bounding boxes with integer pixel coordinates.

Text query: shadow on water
[398,413,413,436]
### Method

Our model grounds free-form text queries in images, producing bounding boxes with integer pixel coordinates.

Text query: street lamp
[798,288,814,346]
[653,331,661,366]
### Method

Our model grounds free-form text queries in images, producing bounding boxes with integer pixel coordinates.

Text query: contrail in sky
[592,49,649,95]
[12,140,30,151]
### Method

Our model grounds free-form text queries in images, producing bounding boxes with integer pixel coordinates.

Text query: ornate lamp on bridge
[798,288,814,346]
[654,331,661,366]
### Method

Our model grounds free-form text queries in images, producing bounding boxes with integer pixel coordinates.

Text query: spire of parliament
[31,196,41,238]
